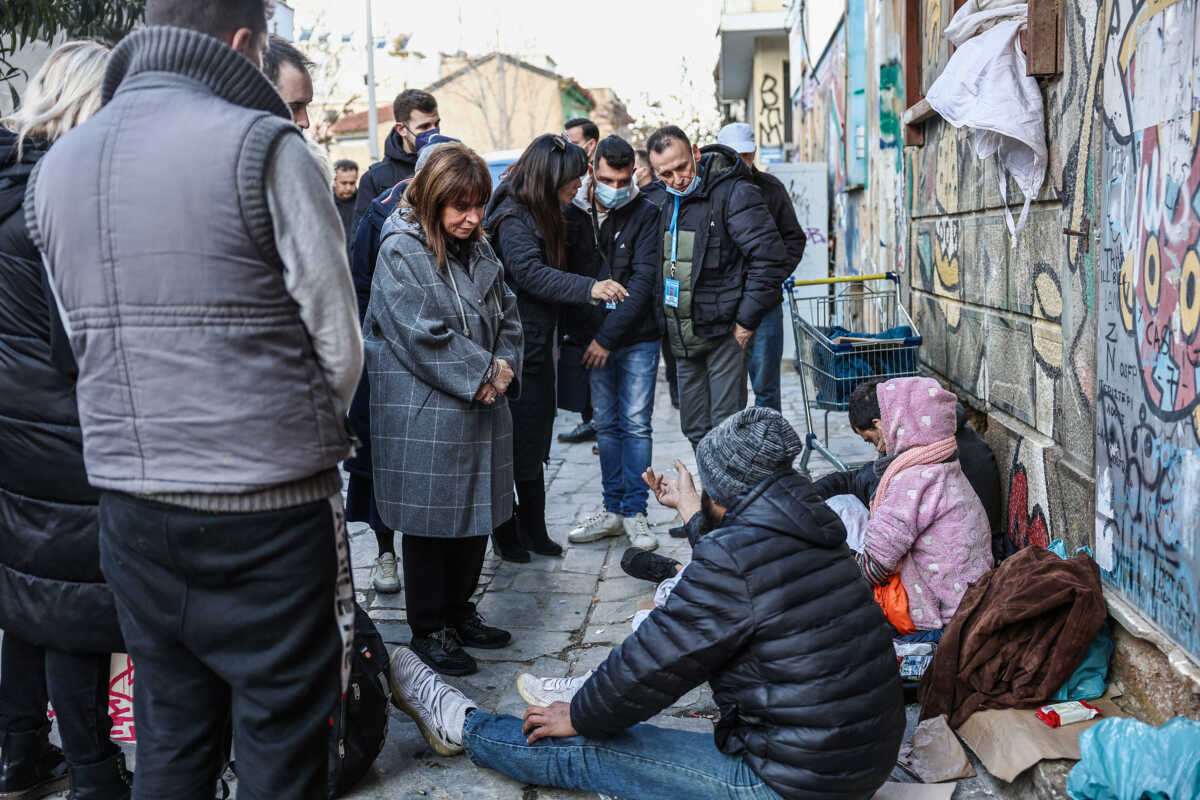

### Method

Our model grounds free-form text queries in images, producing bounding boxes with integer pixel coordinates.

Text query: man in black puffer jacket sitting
[385,408,906,800]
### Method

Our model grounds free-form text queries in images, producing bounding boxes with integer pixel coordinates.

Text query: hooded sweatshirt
[353,127,418,228]
[861,377,992,629]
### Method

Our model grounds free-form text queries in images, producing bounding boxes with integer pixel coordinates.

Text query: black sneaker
[620,547,682,584]
[558,422,597,443]
[668,524,689,538]
[410,628,477,676]
[454,613,512,649]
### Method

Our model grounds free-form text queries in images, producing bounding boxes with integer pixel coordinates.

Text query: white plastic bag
[925,0,1046,237]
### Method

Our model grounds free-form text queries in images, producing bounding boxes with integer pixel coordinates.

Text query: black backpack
[328,603,390,798]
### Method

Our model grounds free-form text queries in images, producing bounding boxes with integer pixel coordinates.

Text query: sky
[289,0,725,120]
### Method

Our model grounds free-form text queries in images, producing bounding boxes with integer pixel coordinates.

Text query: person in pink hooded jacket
[856,377,992,631]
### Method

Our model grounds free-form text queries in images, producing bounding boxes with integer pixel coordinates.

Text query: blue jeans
[749,303,784,412]
[589,339,659,517]
[464,712,782,800]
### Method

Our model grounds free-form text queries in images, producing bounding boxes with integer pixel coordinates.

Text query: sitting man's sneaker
[373,551,401,593]
[567,510,624,543]
[623,513,658,551]
[454,613,511,649]
[558,421,596,443]
[410,627,477,676]
[516,672,591,707]
[389,646,475,756]
[620,547,681,584]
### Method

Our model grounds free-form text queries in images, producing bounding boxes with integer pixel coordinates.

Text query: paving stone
[537,593,594,631]
[582,624,630,646]
[589,600,635,626]
[595,575,651,602]
[648,713,717,734]
[566,645,612,674]
[560,547,608,574]
[373,621,412,645]
[511,570,598,595]
[474,630,573,662]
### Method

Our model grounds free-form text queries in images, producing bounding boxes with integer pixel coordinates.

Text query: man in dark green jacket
[645,125,792,449]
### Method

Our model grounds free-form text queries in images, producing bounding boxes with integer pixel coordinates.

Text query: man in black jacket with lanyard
[717,123,808,412]
[645,125,791,450]
[562,136,663,551]
[383,408,905,800]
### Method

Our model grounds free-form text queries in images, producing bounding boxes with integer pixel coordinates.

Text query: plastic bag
[1066,717,1200,799]
[1046,540,1113,701]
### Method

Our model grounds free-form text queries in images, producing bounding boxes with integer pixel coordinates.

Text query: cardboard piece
[872,782,957,800]
[955,696,1125,782]
[898,714,976,782]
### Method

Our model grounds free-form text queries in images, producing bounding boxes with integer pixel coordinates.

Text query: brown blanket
[918,546,1106,728]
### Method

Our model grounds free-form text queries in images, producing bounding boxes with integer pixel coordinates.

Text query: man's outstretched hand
[643,459,702,523]
[522,702,578,743]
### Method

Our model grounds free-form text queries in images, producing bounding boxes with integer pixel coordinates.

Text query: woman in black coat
[482,134,627,562]
[0,41,131,798]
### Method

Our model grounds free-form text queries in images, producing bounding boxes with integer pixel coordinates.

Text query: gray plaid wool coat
[364,213,524,538]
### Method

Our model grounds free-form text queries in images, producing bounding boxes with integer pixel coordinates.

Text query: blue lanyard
[668,196,681,276]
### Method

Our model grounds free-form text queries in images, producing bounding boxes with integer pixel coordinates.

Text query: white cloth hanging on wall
[925,0,1047,237]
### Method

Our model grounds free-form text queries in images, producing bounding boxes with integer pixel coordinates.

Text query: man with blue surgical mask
[563,136,664,551]
[646,125,791,451]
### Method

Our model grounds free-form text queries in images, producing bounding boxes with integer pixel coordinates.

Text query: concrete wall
[792,0,906,279]
[751,37,789,164]
[1091,0,1200,664]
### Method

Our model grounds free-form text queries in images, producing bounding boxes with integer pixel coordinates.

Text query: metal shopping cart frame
[785,272,922,476]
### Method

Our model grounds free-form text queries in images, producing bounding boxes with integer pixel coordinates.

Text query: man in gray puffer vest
[25,1,363,797]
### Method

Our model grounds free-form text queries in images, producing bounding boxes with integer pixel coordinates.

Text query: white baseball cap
[717,123,756,154]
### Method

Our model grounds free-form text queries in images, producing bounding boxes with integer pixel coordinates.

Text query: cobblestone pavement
[35,364,1007,799]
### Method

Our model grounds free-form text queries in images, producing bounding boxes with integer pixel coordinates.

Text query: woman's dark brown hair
[403,142,492,268]
[504,133,587,268]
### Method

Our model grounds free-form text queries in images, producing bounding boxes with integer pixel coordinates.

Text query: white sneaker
[388,646,474,756]
[373,552,401,593]
[516,671,591,706]
[567,511,625,543]
[623,514,658,551]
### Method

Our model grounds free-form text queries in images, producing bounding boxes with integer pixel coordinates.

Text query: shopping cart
[785,272,922,476]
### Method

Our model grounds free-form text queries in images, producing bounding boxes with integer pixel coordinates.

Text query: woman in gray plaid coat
[364,143,524,676]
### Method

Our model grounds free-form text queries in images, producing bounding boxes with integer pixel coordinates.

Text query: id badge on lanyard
[664,196,681,309]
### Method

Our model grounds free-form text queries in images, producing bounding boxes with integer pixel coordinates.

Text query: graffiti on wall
[1094,0,1200,659]
[759,72,785,150]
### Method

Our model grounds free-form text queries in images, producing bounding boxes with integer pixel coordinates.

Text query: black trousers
[98,492,351,800]
[0,635,115,767]
[402,534,488,637]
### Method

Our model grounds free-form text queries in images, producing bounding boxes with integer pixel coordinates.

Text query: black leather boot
[515,479,563,557]
[491,516,530,563]
[0,726,69,799]
[66,751,131,800]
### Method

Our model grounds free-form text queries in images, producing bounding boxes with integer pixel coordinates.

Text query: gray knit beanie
[695,407,803,508]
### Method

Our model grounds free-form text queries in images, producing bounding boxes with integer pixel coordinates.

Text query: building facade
[784,0,1200,715]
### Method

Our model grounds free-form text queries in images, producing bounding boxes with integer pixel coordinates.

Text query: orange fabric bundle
[874,574,917,635]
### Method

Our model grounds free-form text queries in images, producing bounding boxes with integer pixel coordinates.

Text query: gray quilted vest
[26,27,352,498]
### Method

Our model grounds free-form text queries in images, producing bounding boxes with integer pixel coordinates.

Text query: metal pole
[364,0,379,162]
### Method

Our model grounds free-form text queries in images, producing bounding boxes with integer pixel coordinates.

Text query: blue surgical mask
[594,180,635,210]
[665,158,702,198]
